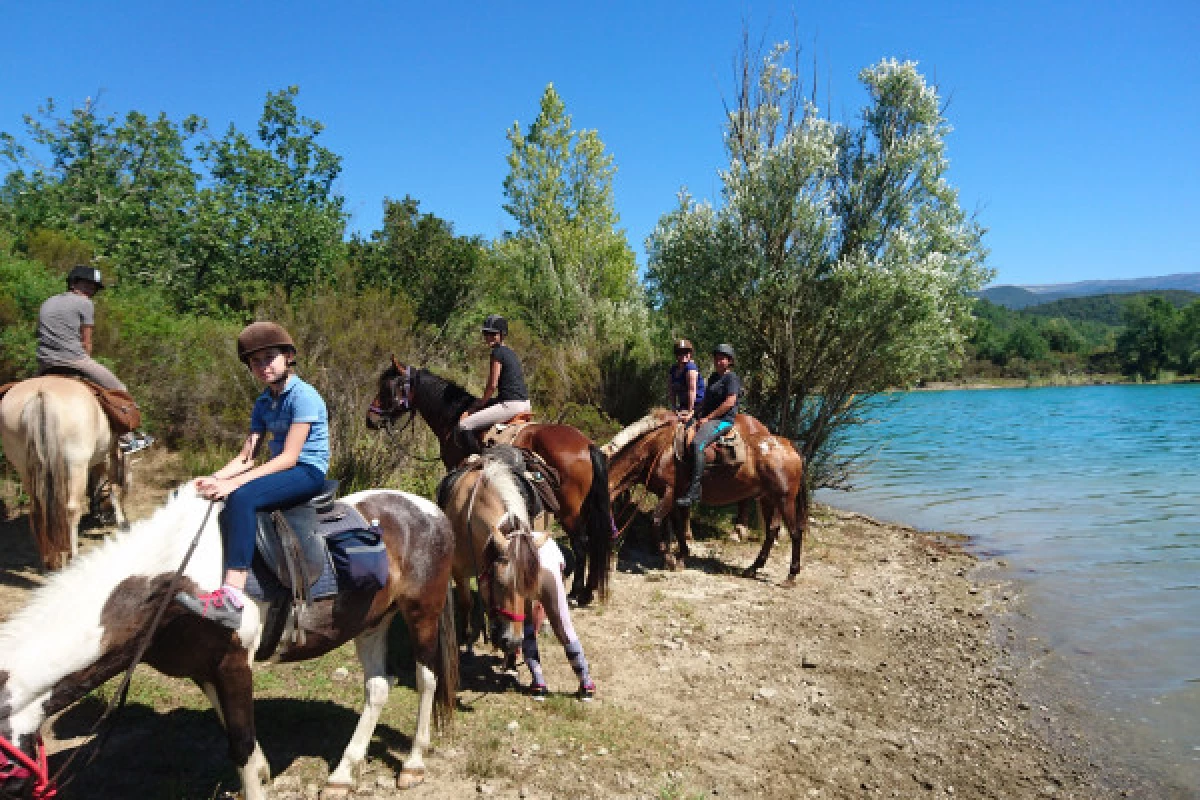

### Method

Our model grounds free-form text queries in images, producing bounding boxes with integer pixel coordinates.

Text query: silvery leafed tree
[647,40,991,489]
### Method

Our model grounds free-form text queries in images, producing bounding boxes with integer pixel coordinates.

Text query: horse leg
[651,494,674,569]
[453,576,478,656]
[780,488,810,589]
[672,508,690,571]
[326,615,398,795]
[65,461,89,563]
[200,656,269,800]
[567,520,593,608]
[396,608,445,789]
[733,498,755,541]
[108,449,129,529]
[542,568,594,696]
[743,498,781,578]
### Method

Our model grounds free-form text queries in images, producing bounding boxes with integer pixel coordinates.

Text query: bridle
[0,735,53,799]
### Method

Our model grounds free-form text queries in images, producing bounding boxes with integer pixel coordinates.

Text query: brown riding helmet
[237,321,296,364]
[674,338,694,354]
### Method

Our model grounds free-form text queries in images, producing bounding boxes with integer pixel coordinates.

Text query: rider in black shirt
[677,344,740,507]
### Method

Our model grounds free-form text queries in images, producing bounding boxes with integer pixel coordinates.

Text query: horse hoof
[396,767,427,789]
[663,554,677,571]
[780,576,798,589]
[741,566,759,579]
[320,784,353,799]
[575,589,595,607]
[672,557,687,572]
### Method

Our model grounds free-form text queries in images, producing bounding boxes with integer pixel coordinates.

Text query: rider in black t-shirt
[677,344,740,507]
[457,314,532,454]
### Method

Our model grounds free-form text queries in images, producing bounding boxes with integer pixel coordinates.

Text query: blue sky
[2,0,1196,287]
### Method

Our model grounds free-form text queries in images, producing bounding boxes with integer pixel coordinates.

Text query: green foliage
[648,44,990,487]
[0,252,61,381]
[1115,295,1177,379]
[346,195,486,328]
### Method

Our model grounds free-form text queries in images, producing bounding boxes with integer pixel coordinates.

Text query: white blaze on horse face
[0,482,225,724]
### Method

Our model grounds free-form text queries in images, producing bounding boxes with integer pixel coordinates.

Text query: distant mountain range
[978,273,1200,309]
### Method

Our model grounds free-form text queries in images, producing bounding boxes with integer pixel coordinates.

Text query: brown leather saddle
[673,423,747,467]
[1,373,142,434]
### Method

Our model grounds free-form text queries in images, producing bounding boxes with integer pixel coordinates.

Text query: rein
[0,499,219,799]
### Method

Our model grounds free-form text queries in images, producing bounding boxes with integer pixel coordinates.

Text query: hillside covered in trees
[950,291,1200,382]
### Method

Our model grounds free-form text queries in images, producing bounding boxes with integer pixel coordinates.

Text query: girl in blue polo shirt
[176,322,330,628]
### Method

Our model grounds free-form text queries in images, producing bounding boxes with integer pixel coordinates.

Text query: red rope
[0,734,57,799]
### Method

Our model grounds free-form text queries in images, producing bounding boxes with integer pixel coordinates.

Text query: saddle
[480,413,534,448]
[248,479,388,661]
[32,371,142,434]
[437,444,560,520]
[673,423,747,468]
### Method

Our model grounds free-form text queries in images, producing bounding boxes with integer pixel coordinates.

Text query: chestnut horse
[438,453,597,699]
[604,409,810,586]
[367,359,612,605]
[0,483,457,799]
[0,376,128,569]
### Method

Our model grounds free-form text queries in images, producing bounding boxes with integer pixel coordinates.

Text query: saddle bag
[326,526,389,592]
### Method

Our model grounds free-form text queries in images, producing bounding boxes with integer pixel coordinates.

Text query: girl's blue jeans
[219,463,326,571]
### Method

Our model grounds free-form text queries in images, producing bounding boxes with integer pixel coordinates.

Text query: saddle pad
[482,419,534,448]
[246,550,339,602]
[673,424,746,467]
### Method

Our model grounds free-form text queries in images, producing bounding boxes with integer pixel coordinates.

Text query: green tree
[1174,299,1200,374]
[188,86,346,311]
[0,98,203,286]
[1006,323,1049,361]
[648,42,989,487]
[1115,295,1176,378]
[347,195,487,328]
[493,84,639,339]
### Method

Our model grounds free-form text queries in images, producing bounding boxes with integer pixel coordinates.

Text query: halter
[0,734,54,799]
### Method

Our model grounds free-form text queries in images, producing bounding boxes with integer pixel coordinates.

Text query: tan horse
[437,453,598,699]
[604,409,810,586]
[0,376,127,569]
[438,455,544,656]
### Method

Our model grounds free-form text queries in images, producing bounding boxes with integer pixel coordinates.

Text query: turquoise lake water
[813,384,1199,790]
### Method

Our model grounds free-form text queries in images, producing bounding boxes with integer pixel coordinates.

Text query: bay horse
[0,376,128,570]
[603,409,810,586]
[367,358,612,605]
[0,483,458,800]
[438,453,596,698]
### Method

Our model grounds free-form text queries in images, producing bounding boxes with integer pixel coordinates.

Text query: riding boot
[676,453,705,507]
[456,427,483,456]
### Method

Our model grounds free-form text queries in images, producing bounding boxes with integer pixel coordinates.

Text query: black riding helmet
[481,314,509,337]
[712,343,736,363]
[67,264,104,290]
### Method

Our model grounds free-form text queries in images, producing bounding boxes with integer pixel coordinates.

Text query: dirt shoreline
[0,456,1167,799]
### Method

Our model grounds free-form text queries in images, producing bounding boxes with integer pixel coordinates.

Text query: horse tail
[432,582,459,730]
[584,444,613,601]
[21,390,71,567]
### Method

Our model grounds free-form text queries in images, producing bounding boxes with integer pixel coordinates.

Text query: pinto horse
[438,454,596,698]
[604,409,810,586]
[367,358,613,605]
[0,483,458,800]
[0,376,128,569]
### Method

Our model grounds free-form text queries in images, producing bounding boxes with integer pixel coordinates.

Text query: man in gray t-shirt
[36,265,127,391]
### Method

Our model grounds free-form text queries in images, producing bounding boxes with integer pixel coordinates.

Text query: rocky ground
[0,451,1164,799]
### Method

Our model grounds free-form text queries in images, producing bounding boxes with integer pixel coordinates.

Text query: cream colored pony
[0,376,127,569]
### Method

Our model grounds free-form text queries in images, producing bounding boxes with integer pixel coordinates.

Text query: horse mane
[0,483,223,654]
[481,459,531,530]
[602,408,676,458]
[410,368,477,433]
[602,409,677,497]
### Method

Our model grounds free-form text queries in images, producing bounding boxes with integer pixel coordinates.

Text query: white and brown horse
[439,456,596,698]
[0,376,128,569]
[0,483,458,799]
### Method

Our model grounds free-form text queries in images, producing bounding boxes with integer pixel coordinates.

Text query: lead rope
[48,499,218,796]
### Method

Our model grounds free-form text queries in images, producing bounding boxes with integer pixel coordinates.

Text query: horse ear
[390,354,402,373]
